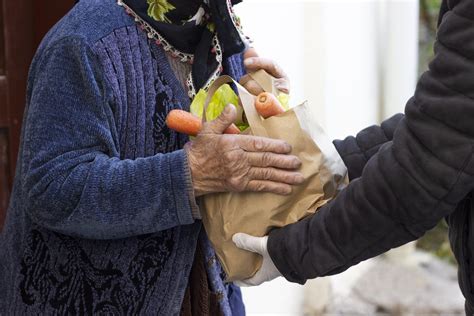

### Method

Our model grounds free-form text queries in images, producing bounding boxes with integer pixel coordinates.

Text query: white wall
[236,1,307,104]
[235,1,419,314]
[317,1,381,139]
[234,4,308,314]
[378,0,419,119]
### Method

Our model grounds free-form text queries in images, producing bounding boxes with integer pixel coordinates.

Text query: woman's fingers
[242,56,291,94]
[188,128,300,196]
[237,135,292,154]
[244,57,288,79]
[239,74,265,95]
[246,180,292,195]
[247,152,301,169]
[249,167,304,185]
[274,78,290,94]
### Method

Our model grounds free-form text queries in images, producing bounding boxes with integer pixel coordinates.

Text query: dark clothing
[122,0,247,91]
[179,244,243,316]
[180,242,223,316]
[268,0,474,313]
[179,233,244,316]
[334,114,403,181]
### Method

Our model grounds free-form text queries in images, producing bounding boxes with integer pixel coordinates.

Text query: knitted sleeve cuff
[182,147,201,220]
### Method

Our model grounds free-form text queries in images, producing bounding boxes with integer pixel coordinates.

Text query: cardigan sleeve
[22,37,196,240]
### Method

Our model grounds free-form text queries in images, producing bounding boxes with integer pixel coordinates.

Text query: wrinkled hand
[232,233,281,286]
[240,48,290,95]
[186,104,303,197]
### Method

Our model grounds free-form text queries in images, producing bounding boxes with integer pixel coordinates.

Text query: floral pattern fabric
[122,0,247,93]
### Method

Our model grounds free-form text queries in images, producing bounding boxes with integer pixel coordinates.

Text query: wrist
[193,179,223,197]
[184,143,222,197]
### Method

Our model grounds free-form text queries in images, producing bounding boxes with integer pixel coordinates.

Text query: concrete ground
[241,247,464,316]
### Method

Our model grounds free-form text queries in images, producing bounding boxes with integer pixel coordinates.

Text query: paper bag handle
[248,69,279,95]
[202,75,268,137]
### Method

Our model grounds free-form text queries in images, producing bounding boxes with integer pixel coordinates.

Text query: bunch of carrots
[166,91,284,137]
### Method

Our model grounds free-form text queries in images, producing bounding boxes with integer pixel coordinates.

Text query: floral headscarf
[121,0,248,96]
[147,0,202,24]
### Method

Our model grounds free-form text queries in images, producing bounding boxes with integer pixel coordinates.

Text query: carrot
[255,92,285,118]
[166,110,240,136]
[166,110,202,136]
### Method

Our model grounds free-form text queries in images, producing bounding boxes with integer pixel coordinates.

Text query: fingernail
[295,174,305,183]
[275,83,285,91]
[244,58,254,66]
[275,83,289,94]
[294,158,302,167]
[224,104,235,114]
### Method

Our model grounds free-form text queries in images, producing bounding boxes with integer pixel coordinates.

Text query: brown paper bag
[200,72,348,281]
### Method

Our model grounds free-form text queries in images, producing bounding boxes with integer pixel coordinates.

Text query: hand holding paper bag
[240,49,290,96]
[186,104,304,197]
[200,71,348,282]
[232,233,281,287]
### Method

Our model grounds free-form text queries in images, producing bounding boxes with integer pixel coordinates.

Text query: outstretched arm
[235,0,474,286]
[268,1,474,283]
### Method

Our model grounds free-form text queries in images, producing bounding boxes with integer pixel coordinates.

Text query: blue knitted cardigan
[0,0,246,314]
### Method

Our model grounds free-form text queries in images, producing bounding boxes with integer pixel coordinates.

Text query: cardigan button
[216,291,224,301]
[207,256,217,267]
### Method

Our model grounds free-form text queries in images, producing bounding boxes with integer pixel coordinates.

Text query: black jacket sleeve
[268,0,474,284]
[333,114,404,180]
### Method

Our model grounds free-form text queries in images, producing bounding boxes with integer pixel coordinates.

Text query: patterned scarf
[122,0,247,95]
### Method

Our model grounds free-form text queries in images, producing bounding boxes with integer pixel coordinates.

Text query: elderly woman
[0,0,302,314]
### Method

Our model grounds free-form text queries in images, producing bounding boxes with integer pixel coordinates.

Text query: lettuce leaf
[278,93,290,110]
[190,84,241,122]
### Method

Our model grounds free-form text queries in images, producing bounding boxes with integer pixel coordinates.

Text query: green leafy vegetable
[190,84,247,126]
[277,93,290,110]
